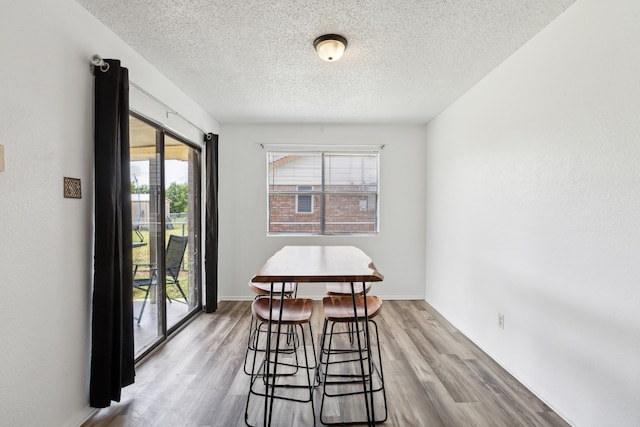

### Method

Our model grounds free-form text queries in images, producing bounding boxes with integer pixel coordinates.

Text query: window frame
[266,148,380,236]
[128,111,203,362]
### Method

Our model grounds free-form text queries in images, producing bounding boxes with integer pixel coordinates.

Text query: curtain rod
[90,54,210,136]
[259,143,385,151]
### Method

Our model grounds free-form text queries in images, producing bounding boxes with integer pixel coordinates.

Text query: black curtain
[90,59,135,408]
[204,133,219,312]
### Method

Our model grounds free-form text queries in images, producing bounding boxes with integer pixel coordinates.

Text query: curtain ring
[91,55,110,73]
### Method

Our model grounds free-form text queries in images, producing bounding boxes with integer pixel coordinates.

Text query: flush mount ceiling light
[313,34,348,62]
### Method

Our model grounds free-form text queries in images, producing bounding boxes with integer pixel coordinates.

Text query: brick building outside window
[267,150,379,235]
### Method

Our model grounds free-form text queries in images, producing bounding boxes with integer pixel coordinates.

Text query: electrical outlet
[498,313,505,329]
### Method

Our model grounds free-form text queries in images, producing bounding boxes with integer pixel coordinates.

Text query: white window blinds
[267,150,379,235]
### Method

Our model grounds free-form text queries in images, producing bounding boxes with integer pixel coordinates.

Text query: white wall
[425,0,640,426]
[0,1,218,426]
[219,124,426,300]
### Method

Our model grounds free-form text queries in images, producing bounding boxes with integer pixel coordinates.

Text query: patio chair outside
[133,234,189,324]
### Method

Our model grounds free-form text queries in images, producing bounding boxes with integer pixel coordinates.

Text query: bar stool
[324,282,372,346]
[245,297,317,427]
[243,281,296,375]
[318,295,387,425]
[325,281,371,296]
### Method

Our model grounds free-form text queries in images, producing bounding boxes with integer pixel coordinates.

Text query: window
[296,186,313,213]
[267,150,379,235]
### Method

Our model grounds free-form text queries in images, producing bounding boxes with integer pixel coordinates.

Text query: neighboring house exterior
[268,154,378,234]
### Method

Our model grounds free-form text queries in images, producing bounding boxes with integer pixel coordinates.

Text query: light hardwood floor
[85,300,570,427]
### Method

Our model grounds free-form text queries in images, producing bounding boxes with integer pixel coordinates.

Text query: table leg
[263,282,286,427]
[351,281,375,426]
[262,283,273,426]
[361,281,376,426]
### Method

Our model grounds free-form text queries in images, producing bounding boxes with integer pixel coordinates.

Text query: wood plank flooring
[84,300,569,427]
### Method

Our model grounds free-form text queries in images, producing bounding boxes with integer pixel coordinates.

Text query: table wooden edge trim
[250,273,384,283]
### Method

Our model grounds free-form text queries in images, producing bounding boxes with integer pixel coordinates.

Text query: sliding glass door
[129,113,201,359]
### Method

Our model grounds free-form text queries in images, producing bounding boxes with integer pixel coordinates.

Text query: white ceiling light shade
[313,34,348,62]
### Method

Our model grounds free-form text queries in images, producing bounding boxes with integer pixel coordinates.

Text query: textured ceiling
[75,0,576,124]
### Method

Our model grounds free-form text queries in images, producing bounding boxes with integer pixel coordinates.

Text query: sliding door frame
[130,110,203,362]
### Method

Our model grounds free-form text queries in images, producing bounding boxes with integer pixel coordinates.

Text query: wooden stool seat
[252,298,314,325]
[322,295,382,322]
[325,282,372,295]
[248,281,295,296]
